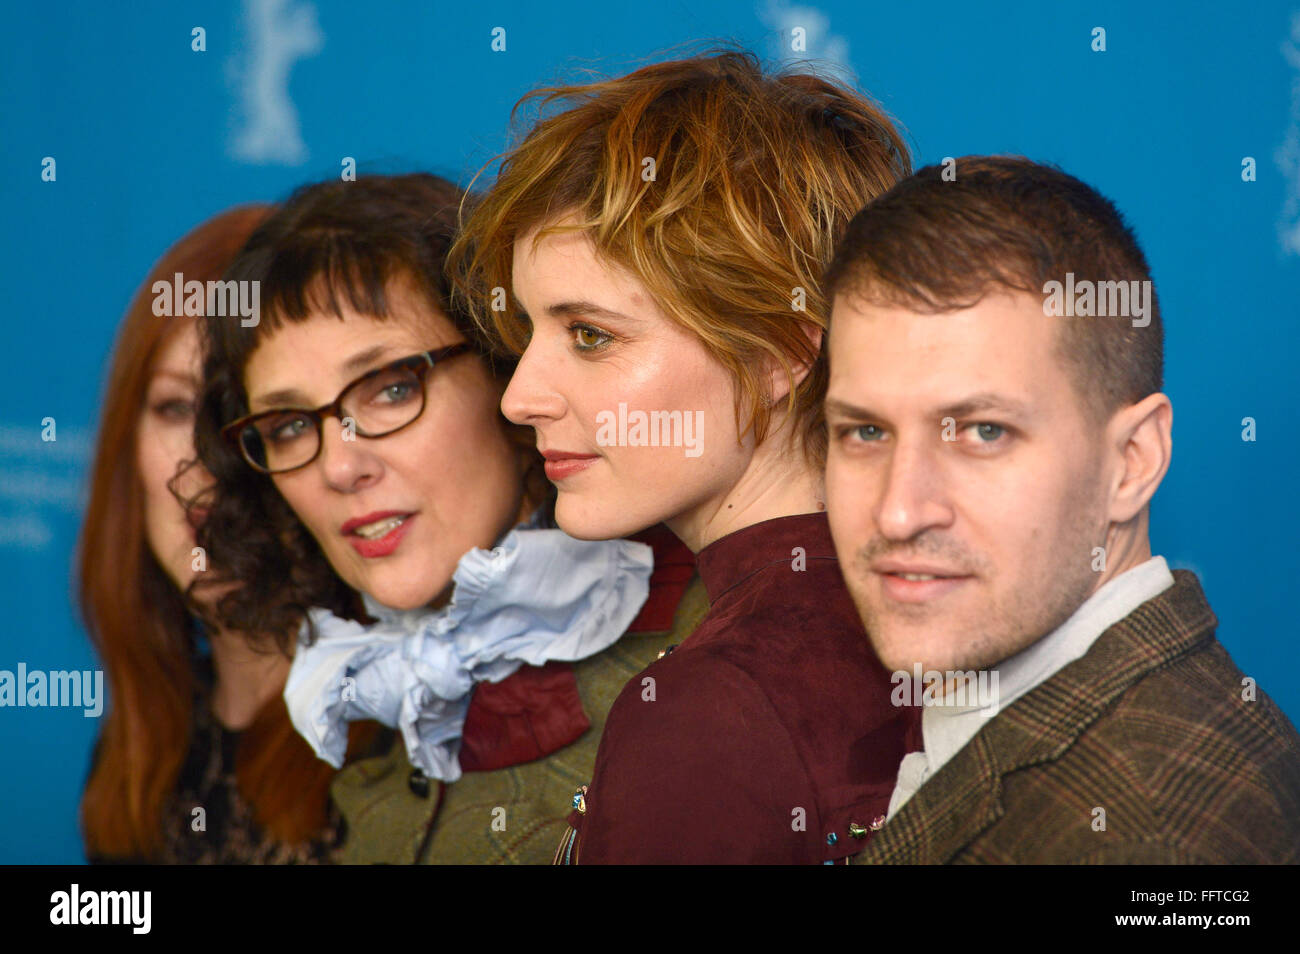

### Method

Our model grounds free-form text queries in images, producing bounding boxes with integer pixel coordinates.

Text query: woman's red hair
[78,205,371,858]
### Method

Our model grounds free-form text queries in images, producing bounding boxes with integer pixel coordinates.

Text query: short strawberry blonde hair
[448,48,911,465]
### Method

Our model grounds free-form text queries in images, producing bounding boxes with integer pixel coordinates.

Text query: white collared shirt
[885,555,1176,819]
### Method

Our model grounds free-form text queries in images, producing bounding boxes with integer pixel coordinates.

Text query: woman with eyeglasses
[192,173,702,863]
[79,204,386,863]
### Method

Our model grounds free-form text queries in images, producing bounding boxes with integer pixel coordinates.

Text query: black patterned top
[87,656,345,865]
[154,688,343,864]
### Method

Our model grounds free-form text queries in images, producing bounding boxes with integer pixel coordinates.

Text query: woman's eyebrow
[545,300,639,323]
[250,344,403,410]
[340,343,394,374]
[148,369,200,389]
[249,387,309,411]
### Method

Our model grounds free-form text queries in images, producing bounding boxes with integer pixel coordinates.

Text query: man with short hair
[823,155,1300,863]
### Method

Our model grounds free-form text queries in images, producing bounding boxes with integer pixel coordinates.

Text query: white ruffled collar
[282,513,653,781]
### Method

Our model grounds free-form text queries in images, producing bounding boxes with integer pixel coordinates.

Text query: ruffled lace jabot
[283,515,652,781]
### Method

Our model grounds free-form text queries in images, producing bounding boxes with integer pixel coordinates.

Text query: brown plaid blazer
[857,570,1300,864]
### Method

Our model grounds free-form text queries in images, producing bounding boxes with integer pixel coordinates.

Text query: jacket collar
[695,511,835,604]
[624,523,697,632]
[863,570,1218,863]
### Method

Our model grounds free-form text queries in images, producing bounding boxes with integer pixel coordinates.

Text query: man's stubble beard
[844,483,1108,675]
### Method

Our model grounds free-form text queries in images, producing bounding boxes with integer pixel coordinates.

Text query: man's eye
[971,422,1005,442]
[843,424,885,443]
[957,421,1010,448]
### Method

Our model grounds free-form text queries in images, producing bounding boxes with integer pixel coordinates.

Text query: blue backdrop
[2,0,1297,862]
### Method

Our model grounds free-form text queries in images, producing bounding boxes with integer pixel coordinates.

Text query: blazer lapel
[862,732,1005,863]
[860,571,1217,864]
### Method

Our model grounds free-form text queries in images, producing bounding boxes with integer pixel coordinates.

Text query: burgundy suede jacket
[566,512,921,863]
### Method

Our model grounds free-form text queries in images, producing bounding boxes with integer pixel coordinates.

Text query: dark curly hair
[189,173,550,649]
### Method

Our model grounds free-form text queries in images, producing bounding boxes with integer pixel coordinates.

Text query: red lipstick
[342,510,416,559]
[541,449,600,481]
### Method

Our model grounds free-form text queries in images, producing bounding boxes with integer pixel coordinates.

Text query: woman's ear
[765,321,824,406]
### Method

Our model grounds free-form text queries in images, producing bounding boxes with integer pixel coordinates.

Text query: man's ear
[1106,392,1173,524]
[765,321,824,406]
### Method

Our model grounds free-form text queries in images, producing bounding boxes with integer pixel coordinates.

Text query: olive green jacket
[329,575,710,864]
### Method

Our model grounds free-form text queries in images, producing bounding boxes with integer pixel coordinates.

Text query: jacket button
[408,768,431,798]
